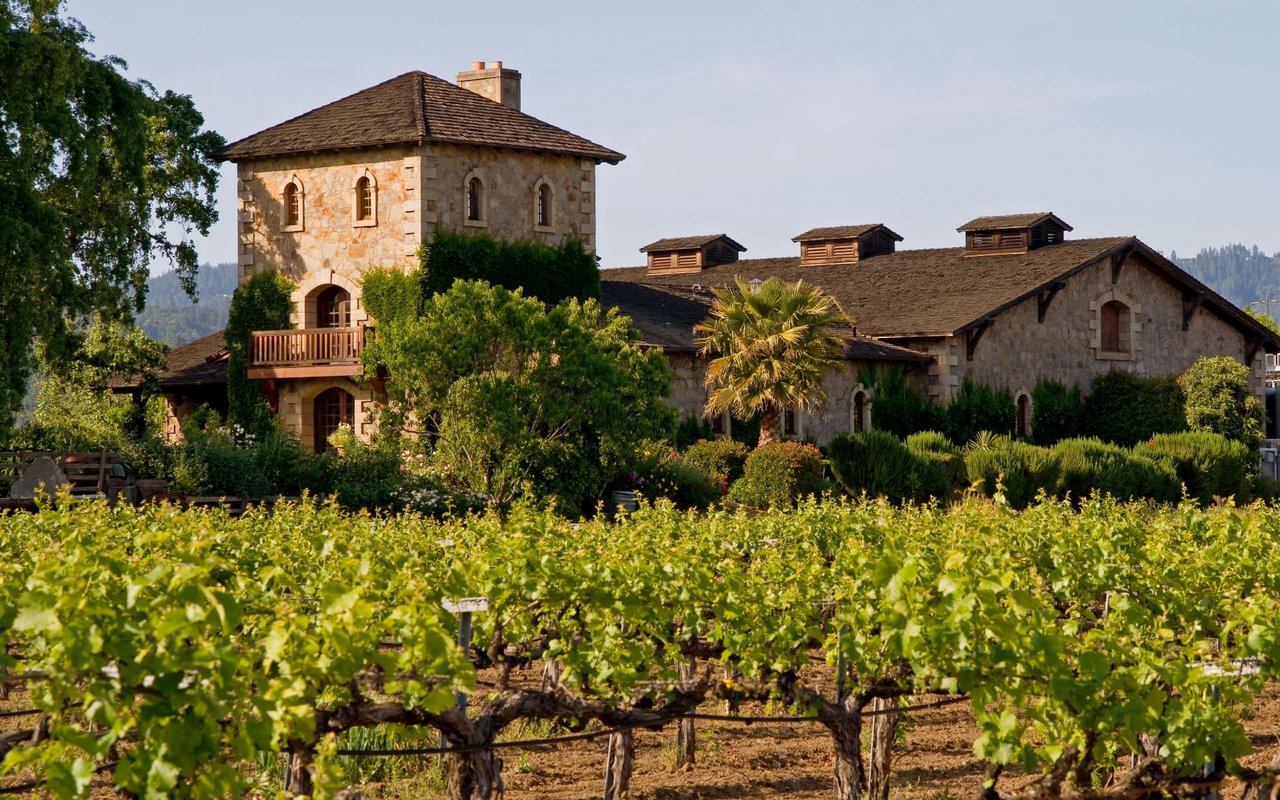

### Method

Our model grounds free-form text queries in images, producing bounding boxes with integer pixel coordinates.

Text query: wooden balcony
[247,327,365,379]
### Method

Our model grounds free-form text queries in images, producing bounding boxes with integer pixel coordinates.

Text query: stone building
[603,214,1280,442]
[208,63,623,450]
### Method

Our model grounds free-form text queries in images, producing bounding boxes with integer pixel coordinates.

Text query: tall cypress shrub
[225,272,295,434]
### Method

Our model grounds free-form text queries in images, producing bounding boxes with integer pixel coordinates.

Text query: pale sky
[64,0,1280,271]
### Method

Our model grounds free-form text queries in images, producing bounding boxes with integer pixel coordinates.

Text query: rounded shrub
[1134,431,1254,506]
[1179,356,1265,448]
[683,438,750,485]
[729,441,826,509]
[827,431,914,502]
[905,431,967,502]
[1050,437,1179,504]
[964,434,1059,510]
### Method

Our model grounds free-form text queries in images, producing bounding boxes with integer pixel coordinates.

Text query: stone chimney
[456,60,522,111]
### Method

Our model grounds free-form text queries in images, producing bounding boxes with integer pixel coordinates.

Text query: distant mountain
[137,262,236,346]
[1171,245,1280,314]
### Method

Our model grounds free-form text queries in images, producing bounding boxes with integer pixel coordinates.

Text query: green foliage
[361,266,423,326]
[728,413,761,447]
[674,415,712,449]
[945,378,1015,445]
[905,431,967,501]
[729,441,826,508]
[827,430,915,502]
[0,1,224,438]
[1085,371,1187,446]
[1050,437,1180,504]
[1178,356,1265,448]
[225,272,295,434]
[682,438,750,484]
[1030,380,1085,446]
[1135,431,1255,506]
[964,434,1060,509]
[421,228,599,304]
[363,280,674,514]
[630,450,723,510]
[863,368,945,440]
[1247,307,1280,336]
[696,277,850,447]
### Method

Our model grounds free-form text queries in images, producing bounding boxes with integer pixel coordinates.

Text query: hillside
[1171,244,1280,313]
[137,262,236,345]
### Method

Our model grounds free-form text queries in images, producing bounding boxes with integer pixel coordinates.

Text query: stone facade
[666,353,895,445]
[896,250,1266,425]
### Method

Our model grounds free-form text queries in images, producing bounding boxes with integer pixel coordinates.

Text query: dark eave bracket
[1182,293,1205,332]
[965,318,995,361]
[1110,251,1130,285]
[1037,281,1068,323]
[1246,337,1264,367]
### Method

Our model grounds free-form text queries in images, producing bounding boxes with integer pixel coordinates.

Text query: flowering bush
[624,448,722,510]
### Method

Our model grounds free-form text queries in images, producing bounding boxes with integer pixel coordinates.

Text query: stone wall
[422,142,596,251]
[902,250,1264,406]
[276,378,379,453]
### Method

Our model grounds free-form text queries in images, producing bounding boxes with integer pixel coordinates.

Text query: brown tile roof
[792,224,903,242]
[216,71,624,164]
[639,234,747,253]
[113,331,229,391]
[599,281,930,363]
[957,212,1073,232]
[607,238,1142,337]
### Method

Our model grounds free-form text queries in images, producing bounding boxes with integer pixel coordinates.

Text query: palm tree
[694,277,851,448]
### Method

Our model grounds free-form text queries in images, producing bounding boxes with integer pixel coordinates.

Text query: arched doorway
[313,387,355,453]
[315,286,351,329]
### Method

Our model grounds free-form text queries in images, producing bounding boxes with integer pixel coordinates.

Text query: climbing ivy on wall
[420,228,599,304]
[225,272,295,434]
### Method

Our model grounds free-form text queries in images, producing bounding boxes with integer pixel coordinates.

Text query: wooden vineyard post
[283,747,314,797]
[442,598,495,800]
[868,696,899,800]
[676,659,696,769]
[603,728,635,800]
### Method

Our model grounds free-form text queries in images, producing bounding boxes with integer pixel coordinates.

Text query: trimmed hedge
[683,438,750,484]
[1085,371,1186,446]
[964,434,1059,510]
[729,441,826,508]
[945,379,1016,444]
[1031,380,1085,445]
[1134,431,1254,505]
[1050,437,1179,504]
[905,431,967,502]
[421,228,599,304]
[827,431,915,502]
[867,369,945,439]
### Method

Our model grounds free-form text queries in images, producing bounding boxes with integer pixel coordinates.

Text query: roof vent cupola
[792,224,903,266]
[456,60,522,111]
[958,212,1072,256]
[640,234,746,275]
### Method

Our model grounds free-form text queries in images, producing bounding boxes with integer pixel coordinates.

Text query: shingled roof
[639,234,747,253]
[216,71,624,164]
[599,281,930,363]
[606,237,1280,347]
[957,212,1073,232]
[112,331,229,392]
[792,224,903,243]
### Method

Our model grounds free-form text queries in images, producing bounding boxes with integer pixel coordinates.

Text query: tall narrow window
[1016,394,1031,439]
[354,176,373,222]
[784,410,799,438]
[536,183,552,227]
[283,181,301,229]
[1100,300,1129,353]
[313,388,354,453]
[852,391,868,432]
[315,286,351,329]
[467,177,483,222]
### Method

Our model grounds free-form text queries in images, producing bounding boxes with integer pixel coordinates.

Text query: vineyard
[4,497,1280,799]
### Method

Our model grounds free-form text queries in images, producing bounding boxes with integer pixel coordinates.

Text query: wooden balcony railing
[248,327,364,376]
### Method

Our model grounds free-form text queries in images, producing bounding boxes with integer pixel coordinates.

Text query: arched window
[467,177,483,222]
[283,181,302,229]
[1101,300,1130,353]
[313,388,355,453]
[852,391,868,432]
[354,175,374,223]
[1016,394,1031,439]
[315,286,351,329]
[536,182,552,227]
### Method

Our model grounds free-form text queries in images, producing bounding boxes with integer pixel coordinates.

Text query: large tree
[0,1,224,438]
[695,277,851,448]
[362,275,674,513]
